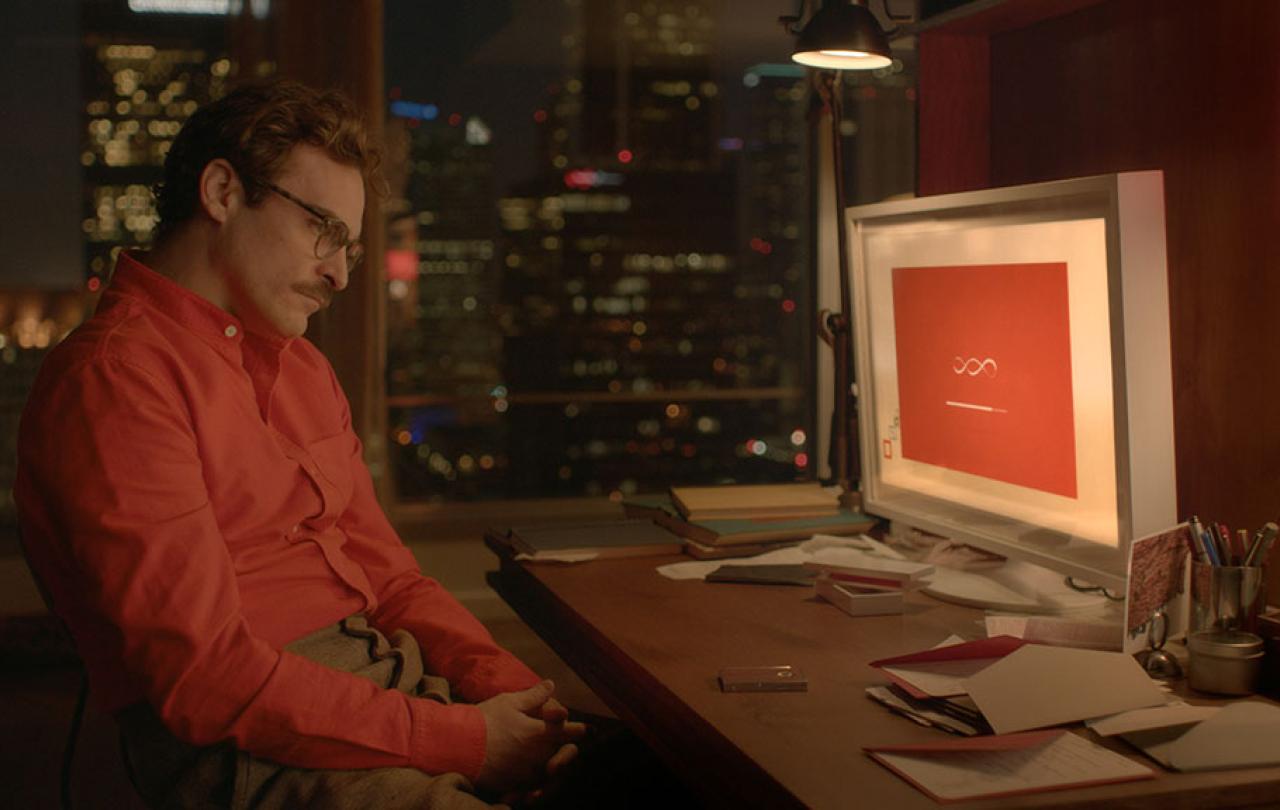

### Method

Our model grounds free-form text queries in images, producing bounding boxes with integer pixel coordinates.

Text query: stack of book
[498,519,684,560]
[624,483,876,560]
[805,557,935,617]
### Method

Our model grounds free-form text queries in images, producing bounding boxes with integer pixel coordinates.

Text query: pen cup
[1190,562,1268,633]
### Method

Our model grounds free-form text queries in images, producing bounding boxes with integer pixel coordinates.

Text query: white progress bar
[945,400,1009,414]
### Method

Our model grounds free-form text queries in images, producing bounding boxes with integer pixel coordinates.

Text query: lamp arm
[786,0,908,39]
[814,70,859,494]
[879,0,914,25]
[778,0,808,36]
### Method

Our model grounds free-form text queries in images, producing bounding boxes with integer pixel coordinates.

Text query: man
[16,80,583,809]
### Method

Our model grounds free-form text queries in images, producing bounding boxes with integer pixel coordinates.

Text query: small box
[815,575,905,617]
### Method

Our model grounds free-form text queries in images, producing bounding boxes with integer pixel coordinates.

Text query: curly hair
[154,79,381,240]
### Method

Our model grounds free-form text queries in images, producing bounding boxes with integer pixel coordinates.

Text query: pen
[1196,518,1220,566]
[1245,522,1279,567]
[1213,524,1233,563]
[1245,525,1265,566]
[1189,516,1211,564]
[1219,523,1239,564]
[1212,524,1229,566]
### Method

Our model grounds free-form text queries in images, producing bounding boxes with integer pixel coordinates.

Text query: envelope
[865,729,1155,803]
[866,728,1060,753]
[869,635,1028,698]
[1122,701,1280,771]
[1087,704,1219,737]
[963,644,1166,734]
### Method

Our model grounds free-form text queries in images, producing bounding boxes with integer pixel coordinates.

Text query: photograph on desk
[1123,522,1192,655]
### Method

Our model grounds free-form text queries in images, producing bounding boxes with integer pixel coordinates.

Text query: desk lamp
[782,0,891,497]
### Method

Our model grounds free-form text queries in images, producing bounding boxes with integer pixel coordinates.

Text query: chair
[14,521,147,809]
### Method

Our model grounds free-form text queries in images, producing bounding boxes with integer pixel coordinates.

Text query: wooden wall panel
[917,31,990,195]
[919,0,1280,584]
[271,0,389,493]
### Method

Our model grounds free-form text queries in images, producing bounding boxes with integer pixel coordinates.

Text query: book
[682,537,803,560]
[669,482,840,521]
[816,575,905,616]
[804,558,935,590]
[623,493,874,548]
[504,519,683,560]
[705,564,817,586]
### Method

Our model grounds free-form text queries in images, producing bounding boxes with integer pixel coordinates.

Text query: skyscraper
[80,0,244,285]
[385,110,510,500]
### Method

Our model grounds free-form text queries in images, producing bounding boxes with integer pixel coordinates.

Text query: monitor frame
[847,172,1175,591]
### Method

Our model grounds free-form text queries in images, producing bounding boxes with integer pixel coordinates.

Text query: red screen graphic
[892,263,1078,498]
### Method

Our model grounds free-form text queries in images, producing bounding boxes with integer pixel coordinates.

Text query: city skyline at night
[383,0,819,501]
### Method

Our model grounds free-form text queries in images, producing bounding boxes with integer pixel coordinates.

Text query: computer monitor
[848,172,1176,596]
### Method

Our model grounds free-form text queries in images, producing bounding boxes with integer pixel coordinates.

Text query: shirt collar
[107,251,295,351]
[106,251,292,416]
[108,252,248,348]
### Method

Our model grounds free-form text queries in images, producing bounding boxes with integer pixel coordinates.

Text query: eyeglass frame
[261,180,365,271]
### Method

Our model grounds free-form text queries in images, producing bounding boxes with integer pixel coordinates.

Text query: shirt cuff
[457,657,543,702]
[407,699,487,782]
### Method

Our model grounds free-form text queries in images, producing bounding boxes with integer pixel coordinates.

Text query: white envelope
[1122,701,1280,772]
[963,644,1166,734]
[1087,703,1219,737]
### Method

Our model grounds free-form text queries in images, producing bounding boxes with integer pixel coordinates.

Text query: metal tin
[1187,630,1264,695]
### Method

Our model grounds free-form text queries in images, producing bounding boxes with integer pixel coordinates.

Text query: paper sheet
[872,636,1026,698]
[865,686,984,736]
[883,659,997,698]
[984,613,1123,651]
[1086,704,1218,737]
[963,644,1166,734]
[514,551,599,564]
[867,730,1154,802]
[655,534,905,581]
[1122,701,1280,772]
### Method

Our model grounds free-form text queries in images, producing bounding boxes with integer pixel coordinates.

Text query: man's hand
[474,681,585,795]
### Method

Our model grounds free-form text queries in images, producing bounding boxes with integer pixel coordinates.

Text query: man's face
[221,144,365,339]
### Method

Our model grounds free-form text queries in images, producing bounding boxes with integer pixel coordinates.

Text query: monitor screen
[848,173,1176,591]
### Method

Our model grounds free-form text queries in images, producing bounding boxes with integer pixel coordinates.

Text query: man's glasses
[263,181,364,271]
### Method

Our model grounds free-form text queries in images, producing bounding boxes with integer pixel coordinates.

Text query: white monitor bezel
[848,172,1176,591]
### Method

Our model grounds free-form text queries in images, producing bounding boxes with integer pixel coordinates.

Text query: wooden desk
[485,541,1280,809]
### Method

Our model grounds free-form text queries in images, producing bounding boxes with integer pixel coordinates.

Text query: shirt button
[224,325,238,338]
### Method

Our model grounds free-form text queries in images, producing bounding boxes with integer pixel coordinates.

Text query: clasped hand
[475,680,587,798]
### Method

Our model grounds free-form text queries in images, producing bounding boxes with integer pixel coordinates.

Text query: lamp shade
[791,0,892,70]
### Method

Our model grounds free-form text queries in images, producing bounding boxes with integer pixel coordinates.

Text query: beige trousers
[118,616,503,810]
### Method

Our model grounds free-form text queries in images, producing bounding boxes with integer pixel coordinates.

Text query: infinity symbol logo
[952,356,998,377]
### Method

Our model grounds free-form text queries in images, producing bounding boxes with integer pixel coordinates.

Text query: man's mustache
[295,282,333,309]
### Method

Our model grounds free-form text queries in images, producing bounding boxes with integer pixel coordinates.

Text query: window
[382,0,859,503]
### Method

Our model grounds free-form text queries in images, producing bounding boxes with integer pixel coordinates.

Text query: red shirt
[15,253,540,780]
